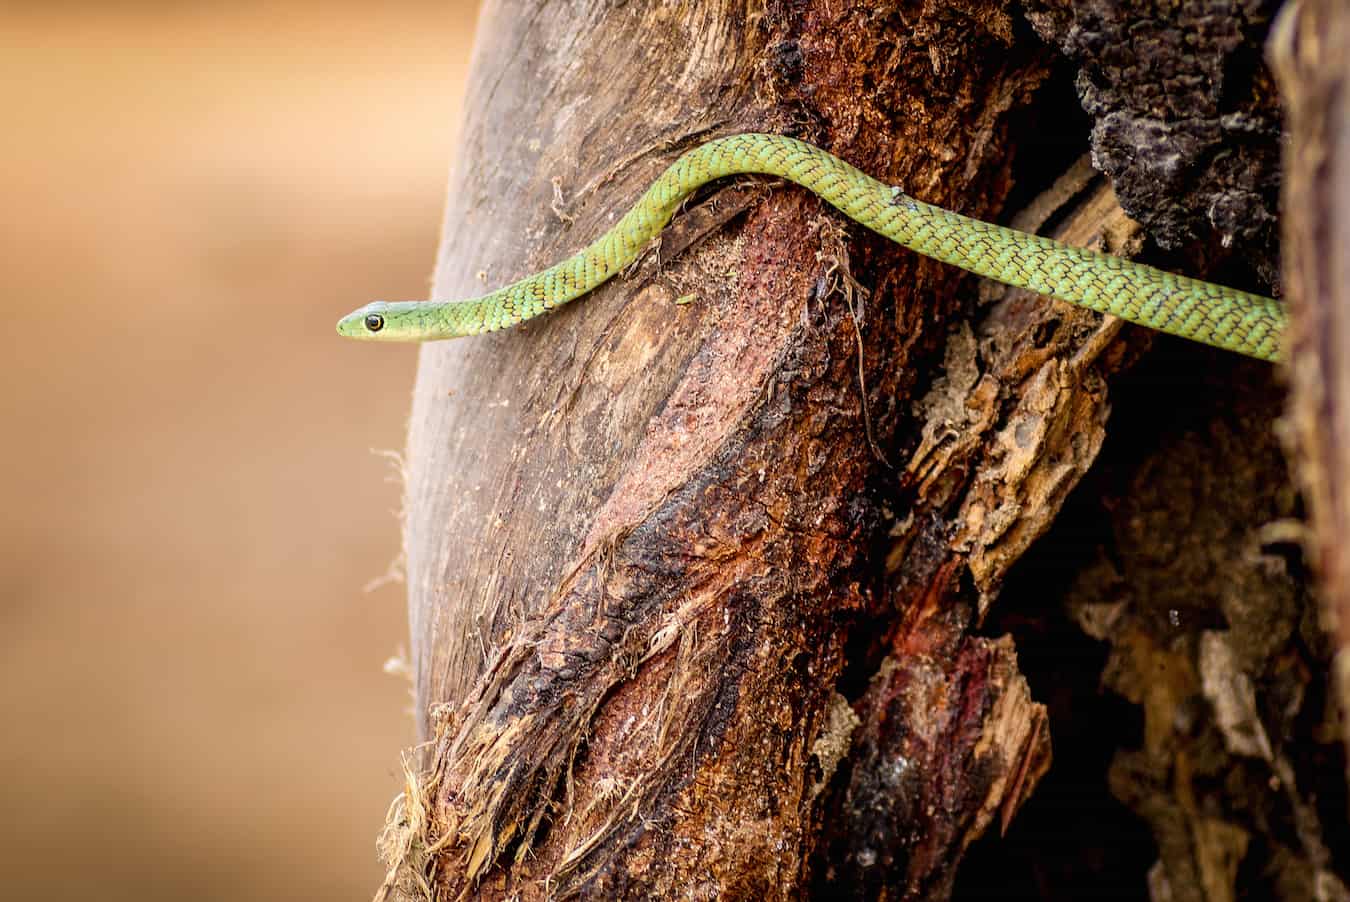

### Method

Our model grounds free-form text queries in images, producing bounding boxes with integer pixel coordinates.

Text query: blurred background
[1,2,478,897]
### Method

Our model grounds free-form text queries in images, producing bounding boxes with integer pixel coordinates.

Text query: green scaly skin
[336,133,1284,361]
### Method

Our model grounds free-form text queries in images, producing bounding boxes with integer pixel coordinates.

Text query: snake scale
[337,133,1284,361]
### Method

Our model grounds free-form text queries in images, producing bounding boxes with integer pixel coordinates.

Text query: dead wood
[375,1,1345,900]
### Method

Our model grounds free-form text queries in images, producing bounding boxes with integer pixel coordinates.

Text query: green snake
[336,133,1284,361]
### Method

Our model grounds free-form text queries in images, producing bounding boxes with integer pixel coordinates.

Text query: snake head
[336,300,436,341]
[336,301,391,339]
[338,298,490,341]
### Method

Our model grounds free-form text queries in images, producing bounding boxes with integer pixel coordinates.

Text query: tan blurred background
[1,2,478,897]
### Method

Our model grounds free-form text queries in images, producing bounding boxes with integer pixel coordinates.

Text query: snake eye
[364,313,385,333]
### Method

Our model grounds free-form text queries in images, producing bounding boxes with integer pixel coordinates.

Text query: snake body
[337,133,1284,361]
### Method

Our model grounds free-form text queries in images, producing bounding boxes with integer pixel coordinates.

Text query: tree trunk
[1273,0,1350,751]
[376,1,1345,899]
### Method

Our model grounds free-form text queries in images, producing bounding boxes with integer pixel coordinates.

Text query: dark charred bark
[1023,0,1285,285]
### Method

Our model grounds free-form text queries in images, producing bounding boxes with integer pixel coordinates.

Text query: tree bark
[375,1,1343,900]
[1272,0,1350,748]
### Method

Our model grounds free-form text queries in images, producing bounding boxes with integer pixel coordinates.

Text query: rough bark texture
[376,0,1345,899]
[1272,0,1350,758]
[1023,0,1285,286]
[383,1,1061,898]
